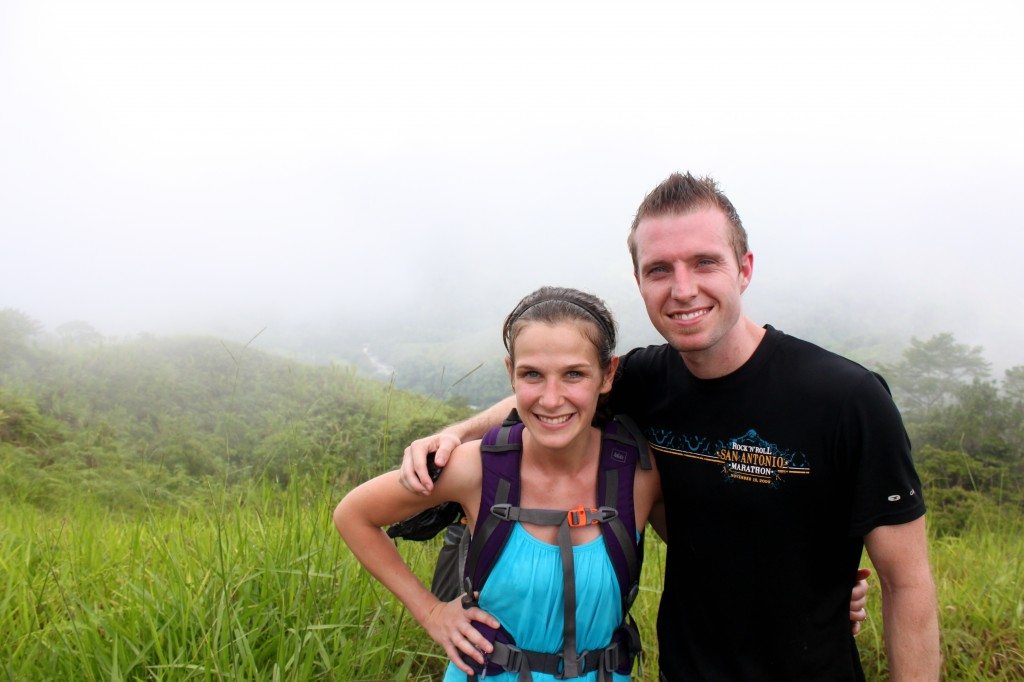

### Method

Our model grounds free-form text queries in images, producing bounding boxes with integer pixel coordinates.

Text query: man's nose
[671,268,697,300]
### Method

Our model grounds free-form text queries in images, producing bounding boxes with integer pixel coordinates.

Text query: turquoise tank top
[442,523,631,682]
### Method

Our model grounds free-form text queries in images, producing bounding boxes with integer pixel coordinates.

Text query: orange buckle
[567,505,599,528]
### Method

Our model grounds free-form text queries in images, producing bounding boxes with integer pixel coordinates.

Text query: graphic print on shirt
[646,427,810,488]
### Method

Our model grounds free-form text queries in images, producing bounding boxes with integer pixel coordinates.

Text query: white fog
[3,0,1022,376]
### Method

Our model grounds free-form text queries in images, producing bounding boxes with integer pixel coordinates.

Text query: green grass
[855,515,1024,681]
[1,480,1021,680]
[0,479,445,681]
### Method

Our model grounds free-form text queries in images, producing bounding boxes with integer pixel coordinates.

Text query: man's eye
[522,370,541,380]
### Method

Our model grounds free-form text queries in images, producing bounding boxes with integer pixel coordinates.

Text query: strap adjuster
[461,577,477,608]
[601,644,619,672]
[556,652,588,678]
[498,644,523,672]
[625,582,640,609]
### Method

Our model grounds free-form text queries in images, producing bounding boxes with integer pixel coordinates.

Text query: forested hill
[0,310,468,510]
[3,307,1023,533]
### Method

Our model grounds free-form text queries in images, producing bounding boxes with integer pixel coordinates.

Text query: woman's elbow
[333,496,353,537]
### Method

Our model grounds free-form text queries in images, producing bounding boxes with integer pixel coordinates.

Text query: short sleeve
[842,372,926,537]
[607,347,645,416]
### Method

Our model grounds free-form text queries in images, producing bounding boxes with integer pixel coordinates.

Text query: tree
[1003,365,1024,404]
[999,366,1024,456]
[0,309,42,352]
[55,320,103,347]
[910,380,1020,462]
[0,309,44,374]
[879,333,991,415]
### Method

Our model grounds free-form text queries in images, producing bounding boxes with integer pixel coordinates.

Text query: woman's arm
[333,444,498,673]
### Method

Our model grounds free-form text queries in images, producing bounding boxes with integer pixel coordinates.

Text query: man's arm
[399,396,516,494]
[864,516,940,680]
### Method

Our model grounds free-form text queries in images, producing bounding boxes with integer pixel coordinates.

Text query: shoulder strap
[598,416,645,614]
[608,412,652,470]
[462,414,525,596]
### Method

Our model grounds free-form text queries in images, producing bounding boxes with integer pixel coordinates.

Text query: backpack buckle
[490,503,514,521]
[461,577,477,608]
[556,652,588,678]
[567,505,600,528]
[498,644,523,673]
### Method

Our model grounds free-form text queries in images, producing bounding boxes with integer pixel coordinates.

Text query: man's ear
[739,251,754,292]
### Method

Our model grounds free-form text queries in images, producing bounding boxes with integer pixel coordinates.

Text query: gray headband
[506,297,615,352]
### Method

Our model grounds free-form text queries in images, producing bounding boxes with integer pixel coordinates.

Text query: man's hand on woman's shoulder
[400,432,462,495]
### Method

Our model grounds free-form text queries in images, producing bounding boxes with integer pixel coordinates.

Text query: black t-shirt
[608,326,925,681]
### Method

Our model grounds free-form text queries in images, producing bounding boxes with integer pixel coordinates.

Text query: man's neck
[680,317,766,379]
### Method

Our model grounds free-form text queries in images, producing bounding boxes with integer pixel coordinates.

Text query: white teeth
[672,309,707,320]
[537,414,572,425]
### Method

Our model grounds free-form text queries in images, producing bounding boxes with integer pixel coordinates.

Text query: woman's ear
[600,355,619,394]
[504,356,514,385]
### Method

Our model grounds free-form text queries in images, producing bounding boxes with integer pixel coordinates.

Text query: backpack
[464,410,650,681]
[388,410,651,681]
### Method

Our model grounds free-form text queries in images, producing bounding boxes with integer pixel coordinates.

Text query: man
[401,173,939,680]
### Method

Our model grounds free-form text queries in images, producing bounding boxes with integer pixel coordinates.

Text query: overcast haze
[2,1,1022,371]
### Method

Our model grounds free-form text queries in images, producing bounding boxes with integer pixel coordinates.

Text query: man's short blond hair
[628,172,748,273]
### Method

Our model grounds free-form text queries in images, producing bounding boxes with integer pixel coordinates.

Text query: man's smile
[670,308,711,322]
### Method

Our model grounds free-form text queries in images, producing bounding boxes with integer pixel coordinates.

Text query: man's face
[633,207,752,360]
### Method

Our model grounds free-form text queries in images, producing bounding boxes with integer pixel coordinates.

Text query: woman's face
[505,321,617,451]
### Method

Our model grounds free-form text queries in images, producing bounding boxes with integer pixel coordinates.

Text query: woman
[334,286,662,680]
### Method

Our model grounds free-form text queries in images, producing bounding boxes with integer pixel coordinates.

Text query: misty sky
[2,1,1022,368]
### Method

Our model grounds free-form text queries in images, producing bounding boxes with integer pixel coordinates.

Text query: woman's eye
[566,370,583,380]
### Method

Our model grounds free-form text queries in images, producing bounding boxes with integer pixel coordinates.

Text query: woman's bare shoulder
[431,439,483,499]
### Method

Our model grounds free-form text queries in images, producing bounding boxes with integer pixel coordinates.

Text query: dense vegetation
[0,310,467,510]
[1,308,1022,679]
[879,333,1024,536]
